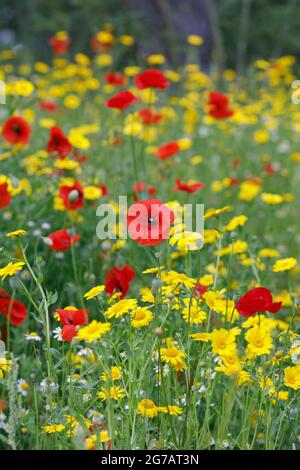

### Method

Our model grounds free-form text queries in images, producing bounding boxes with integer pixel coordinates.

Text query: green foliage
[1,0,300,68]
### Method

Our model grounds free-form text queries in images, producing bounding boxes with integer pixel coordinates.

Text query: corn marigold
[284,365,300,390]
[0,262,25,280]
[245,326,273,358]
[138,399,158,418]
[131,307,153,328]
[104,298,137,319]
[272,257,297,272]
[97,386,126,401]
[77,320,111,343]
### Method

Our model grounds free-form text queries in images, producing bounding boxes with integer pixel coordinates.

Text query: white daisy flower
[17,379,29,396]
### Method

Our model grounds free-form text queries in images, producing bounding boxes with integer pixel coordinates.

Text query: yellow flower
[190,332,211,342]
[6,229,27,239]
[210,328,240,355]
[181,298,207,325]
[191,155,203,165]
[100,366,122,382]
[261,193,283,205]
[245,326,273,358]
[204,206,232,219]
[54,159,79,170]
[238,181,261,202]
[83,186,103,200]
[85,430,110,449]
[138,399,158,418]
[223,215,248,232]
[84,285,105,300]
[104,299,137,319]
[96,31,114,45]
[258,248,280,258]
[199,274,214,286]
[272,257,297,272]
[140,287,155,303]
[147,54,166,65]
[157,405,183,415]
[97,386,126,401]
[160,346,186,368]
[124,66,140,77]
[100,430,110,443]
[215,353,249,384]
[123,121,143,136]
[95,54,112,67]
[161,271,195,289]
[254,129,269,143]
[284,365,300,390]
[187,35,203,46]
[68,130,90,150]
[42,424,65,434]
[131,307,153,328]
[64,94,81,109]
[0,357,12,379]
[0,261,25,280]
[120,35,134,46]
[204,229,220,244]
[143,266,164,274]
[77,321,111,343]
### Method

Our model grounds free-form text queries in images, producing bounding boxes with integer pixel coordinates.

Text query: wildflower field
[0,28,300,451]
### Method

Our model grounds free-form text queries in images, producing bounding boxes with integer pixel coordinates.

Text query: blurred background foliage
[0,0,299,72]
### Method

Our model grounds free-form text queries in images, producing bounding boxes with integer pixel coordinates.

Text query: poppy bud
[151,278,162,293]
[154,327,164,336]
[101,241,112,251]
[115,255,125,269]
[43,237,53,246]
[230,231,237,241]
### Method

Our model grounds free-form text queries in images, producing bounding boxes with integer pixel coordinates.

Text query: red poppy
[135,69,169,90]
[0,290,27,326]
[235,287,282,318]
[2,116,31,145]
[138,108,162,125]
[105,72,126,87]
[232,158,241,169]
[208,91,234,119]
[72,150,88,164]
[90,35,101,53]
[127,199,174,246]
[173,178,205,193]
[133,181,157,198]
[59,180,84,211]
[156,141,180,160]
[105,264,135,299]
[228,176,239,187]
[90,33,114,53]
[99,184,108,196]
[0,183,11,210]
[55,307,89,342]
[56,308,89,326]
[38,101,58,113]
[195,284,208,299]
[48,36,70,55]
[106,90,137,110]
[264,161,276,175]
[47,229,80,251]
[47,126,72,158]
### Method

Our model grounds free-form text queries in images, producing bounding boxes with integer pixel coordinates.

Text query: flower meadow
[0,29,300,451]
